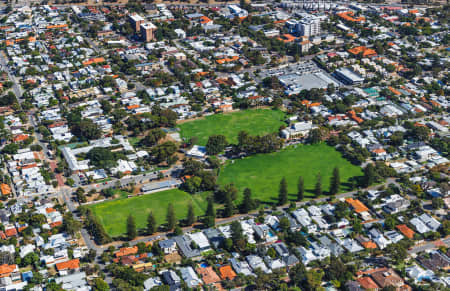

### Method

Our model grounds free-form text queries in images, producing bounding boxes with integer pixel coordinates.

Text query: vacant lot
[177,109,286,145]
[89,189,208,237]
[217,144,362,204]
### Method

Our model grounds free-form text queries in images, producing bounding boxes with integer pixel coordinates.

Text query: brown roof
[417,251,450,271]
[357,277,379,290]
[357,267,387,276]
[371,268,404,288]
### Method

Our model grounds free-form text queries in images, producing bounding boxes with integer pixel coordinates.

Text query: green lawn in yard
[177,109,286,145]
[128,137,142,147]
[217,143,362,204]
[89,189,208,237]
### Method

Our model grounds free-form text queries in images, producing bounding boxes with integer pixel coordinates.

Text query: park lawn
[177,109,286,146]
[217,143,362,204]
[89,189,209,237]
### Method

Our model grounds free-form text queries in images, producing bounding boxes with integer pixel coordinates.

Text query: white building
[297,15,321,37]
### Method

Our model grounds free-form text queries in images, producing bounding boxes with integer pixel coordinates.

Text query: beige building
[129,13,145,33]
[140,22,157,42]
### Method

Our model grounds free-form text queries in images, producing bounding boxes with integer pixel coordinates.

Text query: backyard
[177,109,286,145]
[217,143,363,204]
[88,189,209,237]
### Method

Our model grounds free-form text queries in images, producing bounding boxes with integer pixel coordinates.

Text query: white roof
[188,232,210,249]
[129,14,144,22]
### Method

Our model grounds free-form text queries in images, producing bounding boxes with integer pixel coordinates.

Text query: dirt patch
[164,252,182,264]
[176,115,206,125]
[132,186,141,195]
[86,192,103,202]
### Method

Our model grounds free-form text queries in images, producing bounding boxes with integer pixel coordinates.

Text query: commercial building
[334,67,365,85]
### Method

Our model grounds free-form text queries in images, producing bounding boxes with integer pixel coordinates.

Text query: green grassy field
[177,109,286,145]
[89,189,208,237]
[217,143,362,204]
[90,144,361,237]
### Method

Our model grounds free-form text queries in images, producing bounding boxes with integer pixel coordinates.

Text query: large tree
[297,176,304,201]
[214,183,238,203]
[411,125,430,141]
[126,215,137,240]
[278,177,288,205]
[237,131,283,154]
[93,278,109,291]
[205,134,228,155]
[140,128,166,147]
[166,203,176,230]
[204,196,215,227]
[87,147,118,169]
[223,191,234,218]
[62,213,81,235]
[83,208,111,245]
[147,212,157,235]
[309,128,323,144]
[315,173,322,198]
[230,221,245,251]
[363,164,376,187]
[329,167,340,195]
[240,188,254,213]
[186,203,195,226]
[71,119,102,141]
[151,141,178,163]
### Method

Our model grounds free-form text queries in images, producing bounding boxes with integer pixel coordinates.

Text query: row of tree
[80,207,111,245]
[124,185,263,240]
[203,130,284,157]
[121,160,392,240]
[277,167,341,205]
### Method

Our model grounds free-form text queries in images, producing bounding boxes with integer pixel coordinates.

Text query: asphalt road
[80,167,180,192]
[0,52,23,99]
[408,237,450,255]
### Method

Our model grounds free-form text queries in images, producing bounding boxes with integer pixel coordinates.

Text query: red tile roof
[357,277,379,290]
[396,224,415,239]
[0,264,17,277]
[219,265,237,280]
[115,246,138,258]
[56,259,80,271]
[346,198,369,213]
[5,228,17,237]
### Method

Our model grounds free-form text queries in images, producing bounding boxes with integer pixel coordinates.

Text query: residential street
[0,51,23,99]
[0,2,447,290]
